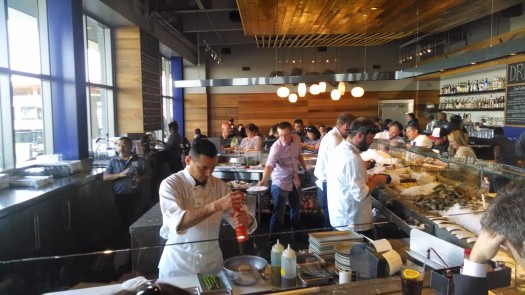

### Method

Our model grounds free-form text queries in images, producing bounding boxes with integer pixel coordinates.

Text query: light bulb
[331,89,341,100]
[338,81,346,96]
[277,86,290,98]
[351,86,365,97]
[298,83,307,97]
[288,93,298,103]
[310,84,321,95]
[319,82,327,93]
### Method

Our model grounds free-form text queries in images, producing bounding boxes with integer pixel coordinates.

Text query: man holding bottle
[158,140,257,277]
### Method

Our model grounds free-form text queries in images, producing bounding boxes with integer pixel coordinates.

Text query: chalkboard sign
[507,61,525,85]
[505,84,525,126]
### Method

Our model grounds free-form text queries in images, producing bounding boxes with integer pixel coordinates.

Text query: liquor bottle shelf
[439,108,504,112]
[439,89,505,97]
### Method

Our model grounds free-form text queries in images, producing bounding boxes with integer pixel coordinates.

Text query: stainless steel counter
[0,168,105,218]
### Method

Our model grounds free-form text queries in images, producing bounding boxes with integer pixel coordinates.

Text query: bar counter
[0,167,106,219]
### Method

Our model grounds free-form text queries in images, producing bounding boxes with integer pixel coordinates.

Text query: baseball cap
[429,127,448,140]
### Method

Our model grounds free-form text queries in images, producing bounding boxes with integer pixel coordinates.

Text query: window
[0,0,51,168]
[12,75,46,163]
[7,0,43,74]
[161,57,173,140]
[84,16,114,150]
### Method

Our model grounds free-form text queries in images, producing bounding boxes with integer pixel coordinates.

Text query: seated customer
[374,121,403,143]
[302,125,321,153]
[491,127,518,166]
[454,181,525,295]
[448,130,476,160]
[429,127,449,157]
[239,123,263,151]
[405,125,432,148]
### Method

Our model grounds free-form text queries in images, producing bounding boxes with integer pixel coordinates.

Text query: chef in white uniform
[158,139,257,277]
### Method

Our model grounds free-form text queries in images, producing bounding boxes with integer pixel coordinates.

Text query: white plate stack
[308,231,363,262]
[334,241,363,274]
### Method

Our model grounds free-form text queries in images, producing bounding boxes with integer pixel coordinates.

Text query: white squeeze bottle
[271,239,284,287]
[281,244,297,288]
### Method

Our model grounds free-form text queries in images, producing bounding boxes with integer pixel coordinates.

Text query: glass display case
[369,139,525,246]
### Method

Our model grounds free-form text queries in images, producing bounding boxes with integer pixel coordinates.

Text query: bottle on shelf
[281,244,297,288]
[271,239,284,288]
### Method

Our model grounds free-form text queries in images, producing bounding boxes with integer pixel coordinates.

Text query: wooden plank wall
[185,93,209,137]
[186,90,439,137]
[115,26,144,134]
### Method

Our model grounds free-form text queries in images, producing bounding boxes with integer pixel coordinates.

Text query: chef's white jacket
[314,127,343,188]
[158,168,257,277]
[326,141,373,232]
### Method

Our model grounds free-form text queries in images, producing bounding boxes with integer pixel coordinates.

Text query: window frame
[83,15,115,151]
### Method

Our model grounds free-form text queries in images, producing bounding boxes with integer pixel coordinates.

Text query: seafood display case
[368,139,525,248]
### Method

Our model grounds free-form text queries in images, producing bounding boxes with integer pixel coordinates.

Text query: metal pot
[223,255,268,286]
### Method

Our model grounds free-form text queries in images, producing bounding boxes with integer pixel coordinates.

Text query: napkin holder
[349,243,388,279]
[431,263,511,295]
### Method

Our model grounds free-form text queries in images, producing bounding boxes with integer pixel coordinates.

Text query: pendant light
[331,89,341,100]
[351,15,367,98]
[274,47,289,98]
[277,86,290,98]
[338,81,346,96]
[319,82,327,93]
[288,93,298,103]
[310,84,321,95]
[351,86,364,97]
[298,83,307,97]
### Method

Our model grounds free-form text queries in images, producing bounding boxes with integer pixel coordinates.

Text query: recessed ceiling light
[470,62,476,65]
[510,53,517,56]
[371,7,378,10]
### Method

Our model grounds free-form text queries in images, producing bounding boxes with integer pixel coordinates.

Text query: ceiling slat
[241,0,522,47]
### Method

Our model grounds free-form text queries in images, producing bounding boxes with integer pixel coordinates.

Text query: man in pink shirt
[258,121,308,245]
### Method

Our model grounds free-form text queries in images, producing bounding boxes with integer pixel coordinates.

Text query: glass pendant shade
[330,89,341,100]
[319,82,327,93]
[310,84,321,95]
[298,83,307,97]
[338,81,346,95]
[288,93,298,103]
[351,86,365,97]
[277,86,290,98]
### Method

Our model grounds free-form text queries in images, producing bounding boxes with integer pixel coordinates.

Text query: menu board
[505,61,525,126]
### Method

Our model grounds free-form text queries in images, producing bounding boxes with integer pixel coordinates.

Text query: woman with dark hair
[302,125,321,153]
[239,123,263,151]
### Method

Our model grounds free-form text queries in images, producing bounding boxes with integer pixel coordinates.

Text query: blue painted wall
[172,57,185,138]
[47,0,88,160]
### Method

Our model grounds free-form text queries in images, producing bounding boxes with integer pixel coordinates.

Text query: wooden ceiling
[236,0,523,47]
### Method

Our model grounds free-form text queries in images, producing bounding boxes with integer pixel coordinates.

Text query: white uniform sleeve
[349,157,370,202]
[461,259,487,278]
[159,176,189,238]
